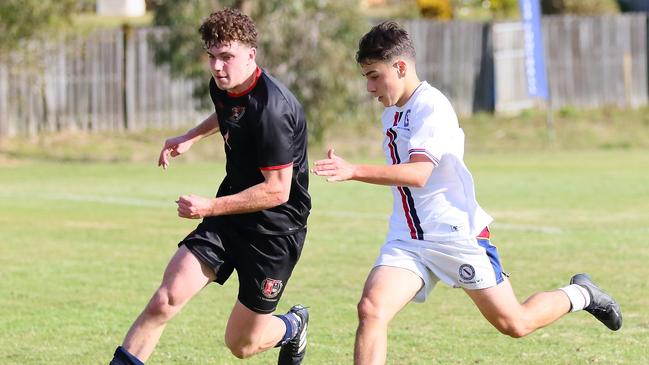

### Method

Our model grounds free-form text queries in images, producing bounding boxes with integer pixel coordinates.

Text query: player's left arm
[176,166,292,219]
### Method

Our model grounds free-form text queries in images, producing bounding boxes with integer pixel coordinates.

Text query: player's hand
[176,194,214,219]
[158,135,194,170]
[311,148,355,182]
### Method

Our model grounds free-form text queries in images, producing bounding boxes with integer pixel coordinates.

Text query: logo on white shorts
[459,264,476,281]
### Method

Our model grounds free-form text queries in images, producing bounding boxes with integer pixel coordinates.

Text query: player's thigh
[359,265,424,321]
[463,276,522,325]
[224,299,277,342]
[159,245,215,301]
[236,230,305,314]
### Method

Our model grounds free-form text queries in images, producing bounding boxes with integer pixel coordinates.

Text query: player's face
[207,41,256,92]
[361,60,405,108]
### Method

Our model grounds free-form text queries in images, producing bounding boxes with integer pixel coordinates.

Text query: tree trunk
[234,0,253,15]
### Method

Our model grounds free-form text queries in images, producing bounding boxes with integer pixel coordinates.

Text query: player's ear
[248,47,257,62]
[393,59,407,78]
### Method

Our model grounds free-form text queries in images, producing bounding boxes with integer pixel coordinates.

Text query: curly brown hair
[199,8,258,49]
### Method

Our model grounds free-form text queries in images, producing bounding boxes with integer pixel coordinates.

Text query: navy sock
[110,346,145,365]
[274,313,300,347]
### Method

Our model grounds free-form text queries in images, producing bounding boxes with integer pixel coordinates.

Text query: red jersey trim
[227,67,262,98]
[397,186,418,239]
[260,162,293,171]
[477,226,490,239]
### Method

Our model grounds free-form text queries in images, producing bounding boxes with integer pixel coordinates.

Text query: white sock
[559,284,591,312]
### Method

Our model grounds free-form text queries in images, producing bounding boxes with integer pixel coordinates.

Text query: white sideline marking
[311,210,562,234]
[312,210,388,219]
[491,223,562,234]
[0,192,172,208]
[2,192,562,234]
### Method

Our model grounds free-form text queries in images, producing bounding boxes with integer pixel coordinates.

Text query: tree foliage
[0,0,77,53]
[417,0,454,19]
[541,0,620,15]
[149,0,369,141]
[486,0,520,18]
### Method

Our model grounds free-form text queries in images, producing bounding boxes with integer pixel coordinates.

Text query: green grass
[1,108,649,364]
[1,147,648,364]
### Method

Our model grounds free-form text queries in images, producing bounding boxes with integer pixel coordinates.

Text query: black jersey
[208,67,311,235]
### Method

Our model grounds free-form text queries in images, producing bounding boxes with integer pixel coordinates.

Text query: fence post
[0,62,7,138]
[122,24,133,130]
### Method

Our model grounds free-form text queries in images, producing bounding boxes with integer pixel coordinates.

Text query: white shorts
[373,231,505,302]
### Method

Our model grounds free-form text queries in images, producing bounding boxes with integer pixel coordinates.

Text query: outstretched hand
[158,135,193,170]
[311,148,355,182]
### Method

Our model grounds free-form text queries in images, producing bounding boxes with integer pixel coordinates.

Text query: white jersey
[382,81,492,242]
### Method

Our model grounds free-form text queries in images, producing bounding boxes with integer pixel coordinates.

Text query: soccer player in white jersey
[312,21,622,365]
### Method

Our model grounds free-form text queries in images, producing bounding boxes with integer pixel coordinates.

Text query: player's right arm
[312,148,434,188]
[158,112,220,169]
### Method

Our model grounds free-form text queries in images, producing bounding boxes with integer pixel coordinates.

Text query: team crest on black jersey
[230,106,246,122]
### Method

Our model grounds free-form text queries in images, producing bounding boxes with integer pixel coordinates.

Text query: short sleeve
[255,101,295,171]
[407,102,459,166]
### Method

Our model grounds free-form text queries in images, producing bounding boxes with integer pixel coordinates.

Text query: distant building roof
[96,0,145,17]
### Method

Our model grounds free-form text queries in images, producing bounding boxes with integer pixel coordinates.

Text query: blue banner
[519,0,549,99]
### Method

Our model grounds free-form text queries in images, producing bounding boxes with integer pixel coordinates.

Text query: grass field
[1,148,648,364]
[1,110,649,364]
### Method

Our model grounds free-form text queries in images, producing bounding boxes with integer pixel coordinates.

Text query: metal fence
[1,14,648,137]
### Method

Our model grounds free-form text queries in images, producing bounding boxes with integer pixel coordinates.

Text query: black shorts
[179,217,306,314]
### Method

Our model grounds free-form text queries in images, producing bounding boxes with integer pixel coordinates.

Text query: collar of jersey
[227,67,262,98]
[394,81,427,111]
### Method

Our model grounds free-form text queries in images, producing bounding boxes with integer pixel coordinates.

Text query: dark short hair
[199,8,258,49]
[356,21,416,65]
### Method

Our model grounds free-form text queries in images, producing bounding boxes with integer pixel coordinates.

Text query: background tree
[417,0,454,19]
[541,0,620,15]
[0,0,77,53]
[149,0,368,141]
[253,1,368,141]
[148,0,227,93]
[486,0,520,19]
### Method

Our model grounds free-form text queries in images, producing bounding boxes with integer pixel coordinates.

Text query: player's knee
[227,346,254,359]
[494,320,530,338]
[357,297,389,326]
[144,289,182,320]
[224,336,256,359]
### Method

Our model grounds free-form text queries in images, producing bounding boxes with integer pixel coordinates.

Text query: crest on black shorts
[261,278,283,299]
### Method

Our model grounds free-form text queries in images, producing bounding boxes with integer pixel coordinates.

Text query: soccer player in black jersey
[110,8,310,365]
